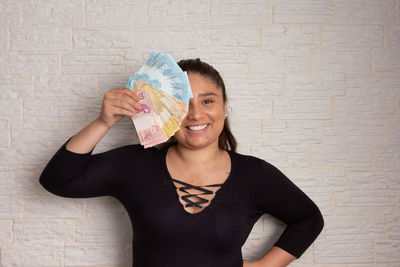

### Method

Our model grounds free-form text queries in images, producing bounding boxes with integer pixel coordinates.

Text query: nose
[186,101,202,121]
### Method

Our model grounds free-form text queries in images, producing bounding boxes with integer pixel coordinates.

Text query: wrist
[94,117,112,130]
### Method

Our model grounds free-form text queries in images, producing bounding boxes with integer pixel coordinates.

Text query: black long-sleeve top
[39,137,324,267]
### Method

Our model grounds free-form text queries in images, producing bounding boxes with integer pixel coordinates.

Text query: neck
[173,141,223,167]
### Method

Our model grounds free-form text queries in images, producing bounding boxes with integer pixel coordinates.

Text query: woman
[39,58,324,267]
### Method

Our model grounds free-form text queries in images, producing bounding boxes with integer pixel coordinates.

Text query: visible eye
[203,99,214,104]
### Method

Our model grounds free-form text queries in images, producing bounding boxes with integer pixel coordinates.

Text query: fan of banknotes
[125,51,193,148]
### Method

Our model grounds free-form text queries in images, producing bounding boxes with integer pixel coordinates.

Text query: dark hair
[158,58,237,152]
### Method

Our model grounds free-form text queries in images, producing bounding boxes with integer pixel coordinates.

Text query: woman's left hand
[243,259,261,267]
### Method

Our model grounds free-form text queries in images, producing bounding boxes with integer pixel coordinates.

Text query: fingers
[106,88,142,114]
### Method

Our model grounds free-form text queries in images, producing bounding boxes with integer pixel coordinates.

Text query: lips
[185,123,209,132]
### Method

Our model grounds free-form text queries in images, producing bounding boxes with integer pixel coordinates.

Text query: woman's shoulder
[229,149,272,170]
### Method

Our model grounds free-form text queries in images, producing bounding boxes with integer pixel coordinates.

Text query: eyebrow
[198,92,218,97]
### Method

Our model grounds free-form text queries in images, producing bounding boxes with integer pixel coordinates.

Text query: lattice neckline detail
[171,178,224,209]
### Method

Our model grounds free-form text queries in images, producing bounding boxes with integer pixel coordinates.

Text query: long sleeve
[39,137,135,198]
[253,160,324,259]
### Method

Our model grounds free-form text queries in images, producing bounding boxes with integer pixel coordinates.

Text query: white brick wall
[0,0,399,266]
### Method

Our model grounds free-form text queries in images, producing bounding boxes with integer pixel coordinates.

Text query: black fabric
[39,137,324,267]
[171,178,223,208]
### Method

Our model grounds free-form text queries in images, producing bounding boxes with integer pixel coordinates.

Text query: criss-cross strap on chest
[171,178,224,209]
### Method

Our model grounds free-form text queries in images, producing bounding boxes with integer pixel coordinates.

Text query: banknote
[127,51,192,148]
[125,51,192,109]
[132,85,167,148]
[131,79,188,148]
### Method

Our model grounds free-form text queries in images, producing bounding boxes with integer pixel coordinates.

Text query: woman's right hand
[97,88,142,128]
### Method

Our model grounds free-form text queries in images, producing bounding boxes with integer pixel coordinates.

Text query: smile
[185,124,209,131]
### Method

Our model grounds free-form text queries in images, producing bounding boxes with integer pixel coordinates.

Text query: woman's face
[174,72,226,150]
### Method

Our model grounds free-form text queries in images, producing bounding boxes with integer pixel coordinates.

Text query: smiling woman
[39,58,324,267]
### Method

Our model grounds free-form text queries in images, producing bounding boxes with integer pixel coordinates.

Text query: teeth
[188,124,208,131]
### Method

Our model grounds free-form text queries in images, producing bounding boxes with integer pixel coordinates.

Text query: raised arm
[39,88,142,198]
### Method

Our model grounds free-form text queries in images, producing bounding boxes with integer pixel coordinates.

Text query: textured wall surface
[0,0,399,266]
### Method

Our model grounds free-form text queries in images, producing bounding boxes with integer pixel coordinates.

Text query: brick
[0,76,30,122]
[85,97,106,123]
[23,196,85,219]
[24,97,85,122]
[0,0,20,26]
[98,74,130,97]
[86,197,128,218]
[0,75,34,99]
[336,0,396,24]
[250,49,309,72]
[374,47,400,72]
[223,74,284,120]
[386,119,400,145]
[73,27,135,49]
[0,99,20,122]
[312,121,383,167]
[387,216,400,240]
[376,240,400,262]
[312,144,371,167]
[10,27,72,52]
[284,168,345,216]
[336,189,396,215]
[346,74,400,97]
[36,75,97,99]
[261,25,320,50]
[322,121,384,145]
[0,196,21,218]
[0,123,8,147]
[90,122,138,154]
[149,0,208,24]
[76,218,131,243]
[22,0,84,26]
[314,216,385,263]
[199,26,259,47]
[65,243,132,266]
[286,74,345,97]
[242,231,277,261]
[186,47,249,72]
[229,120,261,154]
[8,123,82,170]
[136,26,197,51]
[2,244,63,266]
[375,143,400,169]
[0,149,18,171]
[14,220,74,245]
[273,0,334,23]
[62,49,123,74]
[86,0,146,25]
[348,265,400,267]
[251,121,321,167]
[0,27,8,50]
[324,216,385,241]
[210,0,271,24]
[386,25,400,48]
[312,48,371,72]
[335,95,396,120]
[335,74,399,119]
[0,220,12,244]
[347,169,400,190]
[322,25,383,49]
[274,97,332,120]
[0,171,41,196]
[0,52,60,74]
[225,73,283,96]
[125,50,150,75]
